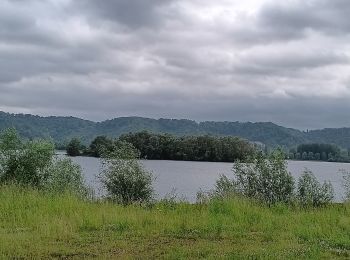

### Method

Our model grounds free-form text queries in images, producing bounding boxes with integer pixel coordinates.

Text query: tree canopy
[83,131,256,163]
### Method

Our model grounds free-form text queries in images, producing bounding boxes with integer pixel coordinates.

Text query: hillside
[0,111,350,148]
[0,111,96,144]
[307,128,350,149]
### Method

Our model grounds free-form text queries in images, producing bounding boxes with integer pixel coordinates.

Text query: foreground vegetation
[1,186,350,259]
[2,128,350,258]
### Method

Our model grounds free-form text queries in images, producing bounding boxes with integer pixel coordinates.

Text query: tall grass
[1,185,350,259]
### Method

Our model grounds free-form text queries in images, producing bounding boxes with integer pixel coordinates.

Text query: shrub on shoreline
[216,150,295,205]
[0,128,90,198]
[99,141,154,205]
[297,170,334,207]
[212,150,335,207]
[42,158,92,198]
[0,128,54,187]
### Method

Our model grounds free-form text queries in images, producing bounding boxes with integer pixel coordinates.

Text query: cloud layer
[1,0,350,129]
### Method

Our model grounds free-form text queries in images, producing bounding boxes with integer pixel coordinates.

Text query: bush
[88,136,114,157]
[100,141,154,205]
[233,150,294,205]
[0,128,54,187]
[42,158,91,198]
[212,175,237,199]
[297,170,334,207]
[66,138,83,157]
[211,150,336,208]
[0,128,90,197]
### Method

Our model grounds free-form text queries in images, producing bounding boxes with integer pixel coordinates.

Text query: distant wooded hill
[1,111,350,149]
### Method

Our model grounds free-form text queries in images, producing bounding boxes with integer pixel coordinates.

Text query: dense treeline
[119,132,256,162]
[76,131,256,162]
[297,143,340,155]
[289,143,349,162]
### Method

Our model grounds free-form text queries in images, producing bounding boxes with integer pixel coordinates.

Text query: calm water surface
[60,153,348,202]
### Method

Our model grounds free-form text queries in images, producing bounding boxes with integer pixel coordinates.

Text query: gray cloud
[228,0,350,45]
[74,0,176,29]
[1,0,350,129]
[259,0,350,36]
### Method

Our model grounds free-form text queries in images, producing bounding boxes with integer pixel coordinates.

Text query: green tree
[118,131,255,162]
[217,150,294,205]
[308,152,314,160]
[88,136,113,157]
[213,175,237,198]
[297,170,334,207]
[302,152,308,160]
[0,128,54,187]
[0,129,88,196]
[328,153,334,162]
[66,138,82,157]
[42,158,91,198]
[99,141,154,205]
[314,153,321,161]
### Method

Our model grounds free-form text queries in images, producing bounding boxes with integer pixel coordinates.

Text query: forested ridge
[1,111,350,149]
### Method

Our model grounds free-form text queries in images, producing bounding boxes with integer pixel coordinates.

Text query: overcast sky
[1,0,350,129]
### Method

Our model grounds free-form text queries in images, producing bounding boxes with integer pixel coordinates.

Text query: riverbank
[1,186,349,259]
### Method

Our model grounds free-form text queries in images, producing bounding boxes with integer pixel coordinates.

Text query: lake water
[60,153,348,202]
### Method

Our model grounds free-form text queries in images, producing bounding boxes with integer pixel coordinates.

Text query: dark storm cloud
[1,0,350,129]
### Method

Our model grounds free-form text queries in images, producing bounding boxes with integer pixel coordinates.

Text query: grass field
[1,186,350,259]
